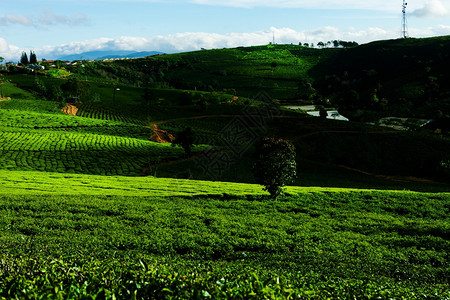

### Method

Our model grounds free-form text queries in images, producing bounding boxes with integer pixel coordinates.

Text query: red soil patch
[149,124,175,143]
[61,104,78,116]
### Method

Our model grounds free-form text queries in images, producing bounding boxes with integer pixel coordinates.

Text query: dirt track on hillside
[149,124,175,143]
[61,104,78,116]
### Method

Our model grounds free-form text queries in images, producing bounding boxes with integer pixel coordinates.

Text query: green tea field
[0,170,449,298]
[1,40,450,298]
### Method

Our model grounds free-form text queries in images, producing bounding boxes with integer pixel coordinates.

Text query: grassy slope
[0,170,449,298]
[87,44,337,103]
[0,96,199,176]
[0,169,395,196]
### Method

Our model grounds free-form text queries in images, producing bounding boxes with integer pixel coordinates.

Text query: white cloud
[31,27,401,59]
[412,0,449,18]
[0,38,21,60]
[38,11,89,26]
[3,25,450,61]
[0,11,89,28]
[0,14,33,26]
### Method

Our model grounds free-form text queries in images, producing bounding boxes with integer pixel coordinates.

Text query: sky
[1,0,450,61]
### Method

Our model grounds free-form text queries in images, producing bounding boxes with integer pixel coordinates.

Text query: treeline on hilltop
[300,40,359,48]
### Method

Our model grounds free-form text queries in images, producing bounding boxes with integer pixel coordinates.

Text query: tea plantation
[1,42,449,298]
[0,170,449,298]
[0,97,215,176]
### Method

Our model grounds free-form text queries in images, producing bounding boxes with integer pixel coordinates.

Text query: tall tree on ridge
[30,51,37,64]
[20,52,29,65]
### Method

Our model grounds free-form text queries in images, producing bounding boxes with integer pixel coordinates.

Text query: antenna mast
[402,0,408,38]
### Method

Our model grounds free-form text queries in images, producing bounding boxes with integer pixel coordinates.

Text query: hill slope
[79,37,450,121]
[2,68,450,189]
[313,36,450,120]
[81,44,337,103]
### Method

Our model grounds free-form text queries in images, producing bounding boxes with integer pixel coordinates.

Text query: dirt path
[149,124,175,143]
[61,104,78,116]
[0,97,11,102]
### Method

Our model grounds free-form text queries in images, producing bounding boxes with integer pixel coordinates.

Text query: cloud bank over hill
[2,25,450,61]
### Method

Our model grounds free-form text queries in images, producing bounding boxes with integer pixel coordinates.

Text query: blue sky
[1,0,450,60]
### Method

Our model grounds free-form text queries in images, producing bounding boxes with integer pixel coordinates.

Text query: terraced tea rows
[0,131,185,175]
[0,110,125,129]
[0,131,155,151]
[0,97,206,176]
[1,101,153,139]
[77,104,147,125]
[0,98,57,112]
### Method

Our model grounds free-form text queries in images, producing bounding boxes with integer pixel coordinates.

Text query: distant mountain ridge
[57,50,164,61]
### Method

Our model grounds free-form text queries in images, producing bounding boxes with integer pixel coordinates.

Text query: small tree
[253,137,297,200]
[33,76,47,98]
[61,78,90,101]
[49,85,64,103]
[172,127,195,157]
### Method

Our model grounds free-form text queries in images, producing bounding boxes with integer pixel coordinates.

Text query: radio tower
[402,0,408,38]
